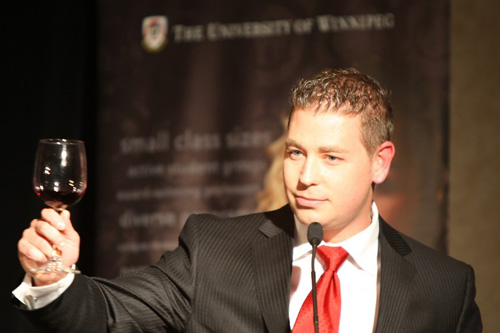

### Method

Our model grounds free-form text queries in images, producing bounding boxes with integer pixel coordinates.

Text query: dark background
[3,2,97,331]
[1,1,449,330]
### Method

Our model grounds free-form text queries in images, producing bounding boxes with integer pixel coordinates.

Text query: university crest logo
[141,16,168,52]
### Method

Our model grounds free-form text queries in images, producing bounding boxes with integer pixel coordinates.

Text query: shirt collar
[292,202,380,276]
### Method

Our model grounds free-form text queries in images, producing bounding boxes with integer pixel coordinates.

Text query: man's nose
[299,157,320,186]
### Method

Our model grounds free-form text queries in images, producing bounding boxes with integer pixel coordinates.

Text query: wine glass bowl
[31,138,87,274]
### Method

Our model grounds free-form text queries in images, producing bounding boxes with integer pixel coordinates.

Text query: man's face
[283,108,381,242]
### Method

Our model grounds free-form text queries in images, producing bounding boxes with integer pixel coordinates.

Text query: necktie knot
[317,246,349,272]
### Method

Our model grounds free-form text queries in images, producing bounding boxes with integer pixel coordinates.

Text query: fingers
[18,227,70,286]
[19,215,71,262]
[17,222,54,275]
[60,209,71,223]
[40,208,66,230]
[27,219,67,257]
[59,209,77,235]
[18,209,81,278]
[18,231,48,263]
[40,208,77,238]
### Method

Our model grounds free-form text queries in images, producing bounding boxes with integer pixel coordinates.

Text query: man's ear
[372,141,395,185]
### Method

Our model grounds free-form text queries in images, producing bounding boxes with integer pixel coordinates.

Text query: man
[14,68,482,332]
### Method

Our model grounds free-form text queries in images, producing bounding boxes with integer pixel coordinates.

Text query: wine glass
[32,139,87,274]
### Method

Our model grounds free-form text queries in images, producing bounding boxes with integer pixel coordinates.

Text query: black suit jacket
[19,205,482,332]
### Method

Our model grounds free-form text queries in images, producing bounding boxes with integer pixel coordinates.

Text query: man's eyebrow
[319,145,348,154]
[285,139,301,148]
[285,139,348,154]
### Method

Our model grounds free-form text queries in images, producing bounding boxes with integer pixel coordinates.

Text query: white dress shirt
[289,202,380,332]
[13,271,75,310]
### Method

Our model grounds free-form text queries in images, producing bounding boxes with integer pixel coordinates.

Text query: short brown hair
[289,68,394,155]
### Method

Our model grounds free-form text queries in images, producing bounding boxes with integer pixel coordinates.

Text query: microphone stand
[307,222,322,333]
[311,242,319,333]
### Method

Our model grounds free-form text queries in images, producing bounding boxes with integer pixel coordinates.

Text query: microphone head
[307,222,323,246]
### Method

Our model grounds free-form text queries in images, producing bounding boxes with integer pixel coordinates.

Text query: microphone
[307,222,323,333]
[307,222,323,247]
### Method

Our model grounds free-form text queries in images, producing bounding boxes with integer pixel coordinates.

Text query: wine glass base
[30,256,81,274]
[30,266,81,274]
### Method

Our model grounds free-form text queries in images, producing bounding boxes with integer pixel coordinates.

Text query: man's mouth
[295,195,325,208]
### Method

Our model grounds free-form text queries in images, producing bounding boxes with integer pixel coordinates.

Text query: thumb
[60,209,71,221]
[59,209,78,240]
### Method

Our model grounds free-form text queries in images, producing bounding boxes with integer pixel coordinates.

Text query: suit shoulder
[180,205,294,243]
[185,210,268,230]
[185,205,291,231]
[179,210,268,243]
[381,219,472,273]
[405,234,467,265]
[401,234,475,286]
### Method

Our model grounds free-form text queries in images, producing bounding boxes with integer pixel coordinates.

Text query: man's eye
[327,155,338,162]
[287,149,302,159]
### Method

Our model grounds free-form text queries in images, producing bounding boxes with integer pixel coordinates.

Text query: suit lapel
[253,206,294,333]
[375,219,416,333]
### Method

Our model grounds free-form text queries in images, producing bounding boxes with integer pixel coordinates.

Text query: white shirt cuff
[12,273,75,310]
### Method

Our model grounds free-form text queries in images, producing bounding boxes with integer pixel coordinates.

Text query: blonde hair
[255,118,288,212]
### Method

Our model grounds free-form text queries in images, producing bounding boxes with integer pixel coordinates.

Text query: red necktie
[293,246,349,333]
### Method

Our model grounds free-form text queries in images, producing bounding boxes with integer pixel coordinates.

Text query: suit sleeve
[456,265,482,332]
[16,215,201,332]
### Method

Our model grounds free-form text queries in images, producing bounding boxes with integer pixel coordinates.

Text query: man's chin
[293,208,323,225]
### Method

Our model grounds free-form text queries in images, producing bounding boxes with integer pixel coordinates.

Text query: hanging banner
[96,0,449,277]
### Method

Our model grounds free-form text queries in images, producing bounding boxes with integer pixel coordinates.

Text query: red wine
[35,189,84,210]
